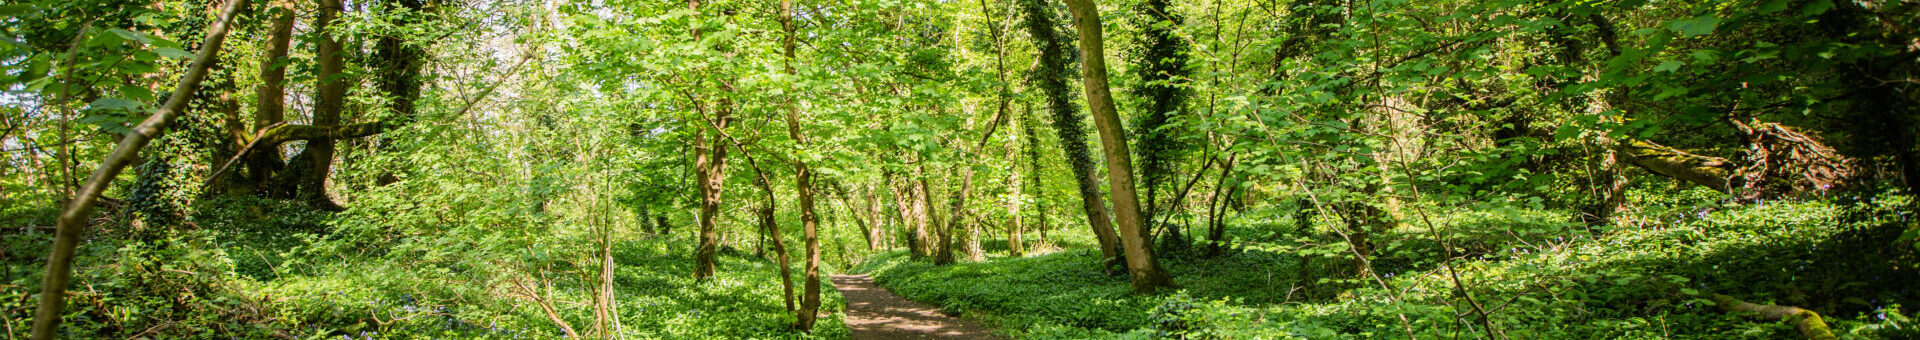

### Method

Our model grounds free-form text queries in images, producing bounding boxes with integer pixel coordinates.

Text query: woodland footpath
[2,0,1919,338]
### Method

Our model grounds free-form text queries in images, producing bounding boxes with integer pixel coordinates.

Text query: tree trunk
[864,185,886,250]
[1018,0,1124,263]
[373,0,430,186]
[689,0,728,281]
[1615,139,1737,193]
[31,1,245,337]
[914,167,935,259]
[1205,153,1237,256]
[966,215,985,261]
[1025,102,1050,247]
[1710,294,1837,340]
[1008,140,1026,257]
[1063,0,1176,293]
[249,6,294,196]
[746,165,795,312]
[887,172,927,258]
[931,172,959,265]
[304,0,347,211]
[1130,0,1193,227]
[780,0,824,329]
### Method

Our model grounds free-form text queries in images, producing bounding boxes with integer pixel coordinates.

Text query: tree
[372,0,432,186]
[1062,0,1176,293]
[31,0,246,337]
[780,0,825,330]
[1017,0,1125,264]
[688,0,729,281]
[1129,0,1194,244]
[302,0,347,211]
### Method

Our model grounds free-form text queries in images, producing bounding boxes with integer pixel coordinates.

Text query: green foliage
[859,198,1918,339]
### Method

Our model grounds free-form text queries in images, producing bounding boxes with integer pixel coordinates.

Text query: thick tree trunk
[1130,0,1193,227]
[1018,0,1124,263]
[932,171,962,265]
[30,1,244,337]
[304,0,347,211]
[1063,0,1176,293]
[247,5,295,194]
[692,125,727,280]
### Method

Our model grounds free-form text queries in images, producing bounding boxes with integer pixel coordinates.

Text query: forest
[2,0,1918,338]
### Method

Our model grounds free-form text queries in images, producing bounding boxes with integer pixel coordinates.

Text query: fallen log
[1613,120,1852,200]
[1709,294,1837,340]
[1615,140,1736,193]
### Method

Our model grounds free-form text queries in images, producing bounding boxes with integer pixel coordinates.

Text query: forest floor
[831,274,1004,340]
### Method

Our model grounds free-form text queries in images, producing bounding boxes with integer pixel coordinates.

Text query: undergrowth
[1,197,848,339]
[856,196,1919,339]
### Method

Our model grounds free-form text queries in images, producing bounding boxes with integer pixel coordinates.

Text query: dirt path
[830,274,1004,340]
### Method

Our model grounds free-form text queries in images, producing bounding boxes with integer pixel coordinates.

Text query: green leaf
[1758,0,1790,13]
[108,28,154,44]
[84,98,142,112]
[1651,60,1683,73]
[1689,49,1722,64]
[154,47,193,59]
[0,4,36,16]
[118,85,154,102]
[1667,16,1721,37]
[1801,0,1834,16]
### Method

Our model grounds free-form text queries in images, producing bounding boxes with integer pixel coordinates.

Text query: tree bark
[30,0,245,337]
[1018,0,1124,263]
[914,167,935,258]
[780,0,824,330]
[1614,139,1737,193]
[689,0,728,281]
[1130,0,1193,227]
[304,0,347,211]
[1063,0,1176,293]
[248,4,296,194]
[744,160,795,312]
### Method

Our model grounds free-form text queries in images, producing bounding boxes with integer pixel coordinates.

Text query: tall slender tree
[689,0,729,280]
[781,0,824,329]
[1063,0,1177,293]
[1130,0,1194,241]
[1017,0,1125,264]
